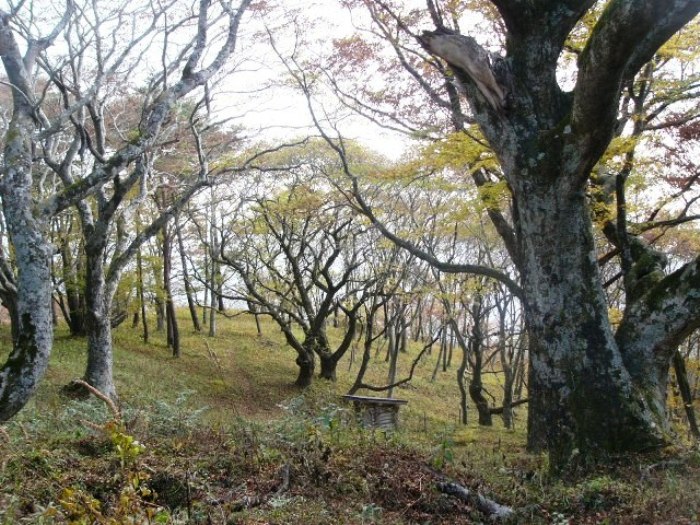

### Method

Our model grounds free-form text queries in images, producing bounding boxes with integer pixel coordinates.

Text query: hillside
[0,314,699,524]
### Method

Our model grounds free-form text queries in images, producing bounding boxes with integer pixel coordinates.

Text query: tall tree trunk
[348,304,380,395]
[387,328,399,398]
[136,246,149,343]
[208,278,217,337]
[469,306,492,427]
[672,350,700,438]
[432,337,444,382]
[414,299,423,342]
[497,309,515,429]
[208,203,218,337]
[385,318,395,362]
[83,247,117,400]
[517,185,662,467]
[0,167,54,421]
[176,219,201,332]
[0,17,63,420]
[162,225,180,357]
[154,296,165,332]
[202,251,208,327]
[442,326,448,372]
[457,339,469,425]
[414,1,700,472]
[61,237,86,336]
[501,364,514,430]
[399,321,408,354]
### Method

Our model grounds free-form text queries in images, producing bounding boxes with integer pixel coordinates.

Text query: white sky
[206,0,414,160]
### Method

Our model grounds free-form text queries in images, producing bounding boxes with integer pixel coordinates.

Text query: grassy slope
[0,312,699,524]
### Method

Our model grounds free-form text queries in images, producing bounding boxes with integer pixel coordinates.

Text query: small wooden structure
[342,395,408,431]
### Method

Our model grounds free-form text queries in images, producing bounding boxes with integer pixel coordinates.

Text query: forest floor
[0,313,699,524]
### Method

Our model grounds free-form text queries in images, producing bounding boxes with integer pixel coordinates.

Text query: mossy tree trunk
[83,237,117,399]
[377,0,700,472]
[0,13,59,422]
[0,0,254,420]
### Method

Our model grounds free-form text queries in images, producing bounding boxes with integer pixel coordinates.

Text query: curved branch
[282,56,524,300]
[350,329,441,393]
[617,255,700,385]
[569,0,700,182]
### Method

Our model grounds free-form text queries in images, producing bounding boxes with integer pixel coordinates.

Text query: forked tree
[0,0,253,417]
[297,0,700,471]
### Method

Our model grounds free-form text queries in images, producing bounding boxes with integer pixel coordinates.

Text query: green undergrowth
[0,313,699,523]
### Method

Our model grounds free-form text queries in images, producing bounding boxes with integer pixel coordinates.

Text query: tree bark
[516,184,662,467]
[0,166,54,421]
[319,356,337,381]
[457,340,469,425]
[208,200,218,337]
[83,244,117,400]
[295,350,315,388]
[60,237,86,336]
[0,16,57,421]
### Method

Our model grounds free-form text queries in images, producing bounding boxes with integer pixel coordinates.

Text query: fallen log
[437,481,514,521]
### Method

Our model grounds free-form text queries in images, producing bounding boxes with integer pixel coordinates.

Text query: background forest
[0,0,699,523]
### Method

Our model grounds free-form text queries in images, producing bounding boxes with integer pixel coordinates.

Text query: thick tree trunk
[0,34,56,419]
[0,185,54,421]
[319,356,337,381]
[295,350,315,388]
[516,184,663,468]
[615,257,700,427]
[470,379,492,426]
[83,248,117,400]
[526,358,547,452]
[305,331,337,381]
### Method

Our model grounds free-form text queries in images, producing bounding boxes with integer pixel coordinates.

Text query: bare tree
[220,177,368,387]
[0,0,253,416]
